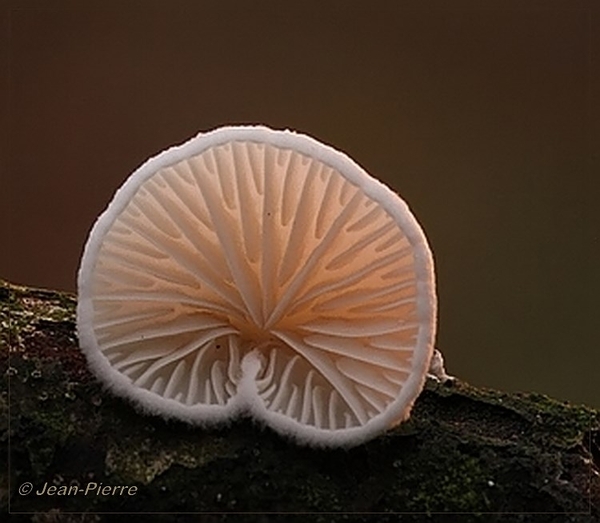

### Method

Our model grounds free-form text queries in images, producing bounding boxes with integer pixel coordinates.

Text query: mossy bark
[1,279,598,523]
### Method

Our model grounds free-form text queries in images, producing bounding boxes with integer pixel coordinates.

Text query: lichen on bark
[1,279,599,522]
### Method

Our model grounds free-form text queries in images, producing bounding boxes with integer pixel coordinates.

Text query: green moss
[516,392,597,447]
[402,454,489,512]
[105,432,237,484]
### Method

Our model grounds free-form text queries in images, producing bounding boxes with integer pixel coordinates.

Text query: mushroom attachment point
[77,126,437,447]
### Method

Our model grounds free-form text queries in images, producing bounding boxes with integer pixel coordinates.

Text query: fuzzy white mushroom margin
[77,125,437,448]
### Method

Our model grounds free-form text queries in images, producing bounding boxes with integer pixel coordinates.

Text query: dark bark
[1,279,598,523]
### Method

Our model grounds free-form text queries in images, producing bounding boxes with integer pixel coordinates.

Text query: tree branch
[1,279,598,522]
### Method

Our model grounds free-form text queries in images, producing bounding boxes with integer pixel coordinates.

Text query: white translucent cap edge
[76,124,437,448]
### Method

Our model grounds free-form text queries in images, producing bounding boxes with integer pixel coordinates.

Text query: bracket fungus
[77,125,437,447]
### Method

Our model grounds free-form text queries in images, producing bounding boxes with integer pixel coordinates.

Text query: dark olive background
[1,0,598,408]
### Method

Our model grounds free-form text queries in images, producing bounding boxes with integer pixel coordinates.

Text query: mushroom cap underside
[77,126,436,447]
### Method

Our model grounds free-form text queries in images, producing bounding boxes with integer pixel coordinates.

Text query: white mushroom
[77,126,437,447]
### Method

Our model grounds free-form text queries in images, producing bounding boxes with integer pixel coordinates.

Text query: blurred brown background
[1,0,598,408]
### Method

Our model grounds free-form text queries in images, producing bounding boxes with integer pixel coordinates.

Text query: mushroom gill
[77,126,437,447]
